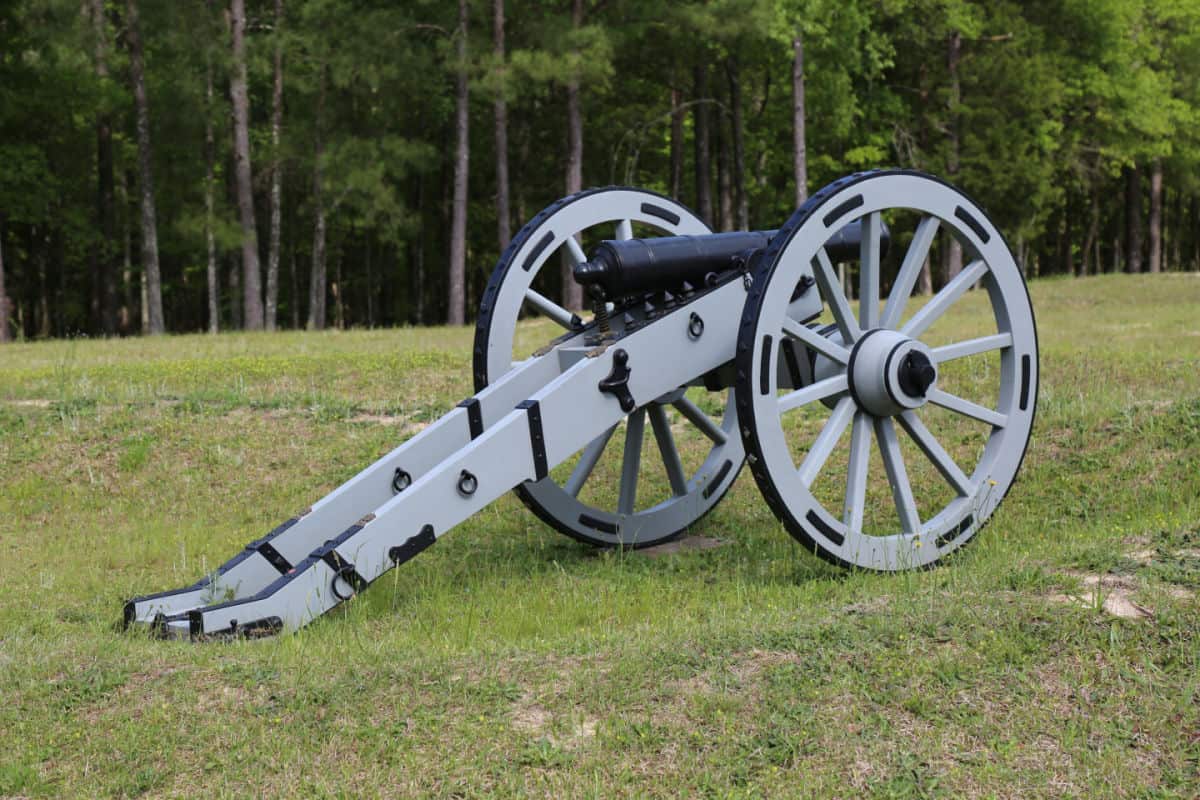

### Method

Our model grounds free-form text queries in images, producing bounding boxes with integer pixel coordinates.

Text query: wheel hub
[847,329,937,417]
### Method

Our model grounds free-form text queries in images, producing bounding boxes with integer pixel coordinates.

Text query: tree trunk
[119,168,140,332]
[1162,185,1170,271]
[1125,165,1143,273]
[266,0,285,329]
[515,130,527,231]
[130,172,148,332]
[1068,216,1077,276]
[125,0,164,334]
[792,33,807,207]
[204,15,219,334]
[0,214,9,343]
[139,261,148,331]
[447,0,470,325]
[1081,185,1100,277]
[1170,190,1182,271]
[943,31,963,281]
[36,228,51,337]
[365,234,374,327]
[941,234,963,283]
[693,65,713,225]
[669,86,683,200]
[90,0,118,335]
[1059,203,1074,276]
[229,254,242,328]
[228,0,263,329]
[561,0,584,311]
[1148,158,1162,273]
[308,69,327,330]
[726,58,748,230]
[414,172,425,325]
[333,253,344,329]
[716,118,733,232]
[290,247,299,329]
[493,0,511,255]
[1193,196,1200,271]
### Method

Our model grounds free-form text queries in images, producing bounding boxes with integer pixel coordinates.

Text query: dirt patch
[841,595,891,616]
[509,691,598,750]
[1049,573,1152,619]
[637,535,728,558]
[5,398,51,408]
[1128,544,1195,563]
[726,648,805,682]
[462,651,609,686]
[511,696,552,736]
[348,412,401,425]
[565,718,598,748]
[194,682,260,714]
[658,648,806,723]
[662,673,713,696]
[81,666,183,724]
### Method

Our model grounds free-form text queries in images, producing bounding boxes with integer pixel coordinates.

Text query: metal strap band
[516,399,548,481]
[458,397,484,439]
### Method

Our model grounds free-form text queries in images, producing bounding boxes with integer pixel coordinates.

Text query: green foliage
[1,0,1200,338]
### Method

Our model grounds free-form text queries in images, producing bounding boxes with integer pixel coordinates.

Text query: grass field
[1,274,1198,798]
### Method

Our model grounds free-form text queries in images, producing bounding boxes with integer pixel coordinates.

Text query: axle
[574,220,890,300]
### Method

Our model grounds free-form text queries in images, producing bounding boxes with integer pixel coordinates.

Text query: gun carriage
[126,170,1038,638]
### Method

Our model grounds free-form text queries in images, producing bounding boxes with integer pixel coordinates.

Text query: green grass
[1,274,1198,798]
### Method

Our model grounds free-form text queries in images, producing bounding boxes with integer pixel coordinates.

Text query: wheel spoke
[672,396,728,445]
[931,332,1012,364]
[813,249,861,343]
[564,425,617,497]
[880,216,940,329]
[873,417,921,535]
[927,388,1008,428]
[902,259,988,339]
[897,411,973,497]
[797,396,855,487]
[778,374,848,414]
[615,219,633,241]
[565,234,588,266]
[782,317,851,364]
[524,288,577,330]
[844,411,871,532]
[859,212,883,329]
[648,405,688,497]
[617,409,645,515]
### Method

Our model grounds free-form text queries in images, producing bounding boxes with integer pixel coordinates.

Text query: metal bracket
[598,348,636,412]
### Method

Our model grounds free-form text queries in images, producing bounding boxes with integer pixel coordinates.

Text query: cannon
[125,170,1038,638]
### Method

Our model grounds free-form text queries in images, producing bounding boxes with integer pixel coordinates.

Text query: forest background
[0,0,1198,341]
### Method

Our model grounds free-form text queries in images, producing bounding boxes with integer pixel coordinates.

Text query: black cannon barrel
[574,219,889,300]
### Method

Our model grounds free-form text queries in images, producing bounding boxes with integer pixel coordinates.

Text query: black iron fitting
[898,351,937,398]
[598,349,636,412]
